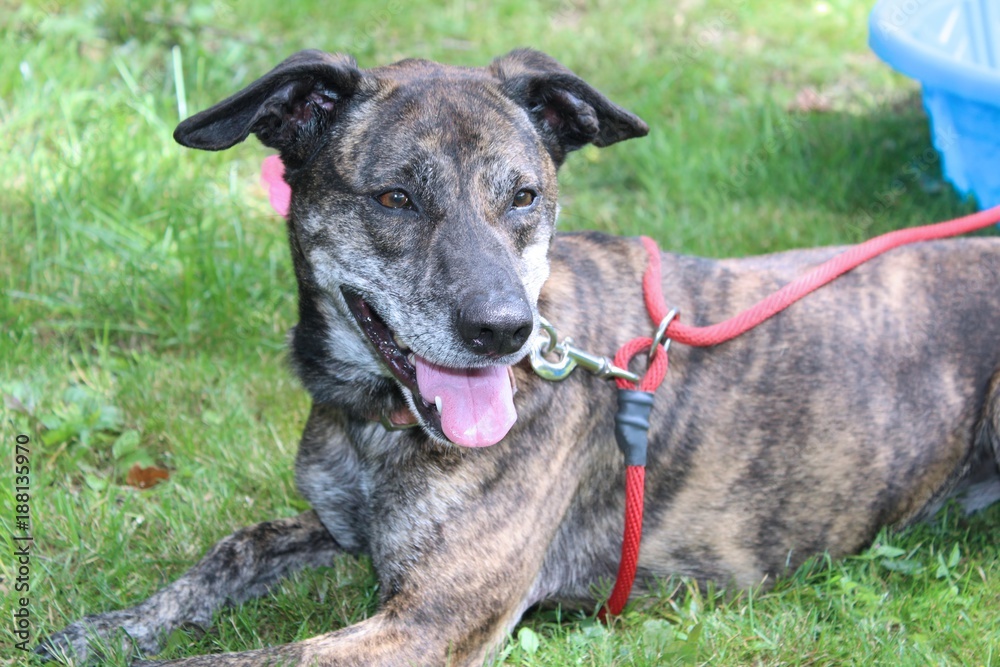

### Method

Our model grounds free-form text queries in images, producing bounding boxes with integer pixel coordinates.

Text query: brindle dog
[40,49,1000,666]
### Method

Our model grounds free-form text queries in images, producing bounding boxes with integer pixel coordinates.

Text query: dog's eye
[511,189,536,209]
[376,190,412,209]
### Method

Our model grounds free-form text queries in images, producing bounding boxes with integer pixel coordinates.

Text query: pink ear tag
[261,155,291,218]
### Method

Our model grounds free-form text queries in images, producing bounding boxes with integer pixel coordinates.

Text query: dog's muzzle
[342,288,519,447]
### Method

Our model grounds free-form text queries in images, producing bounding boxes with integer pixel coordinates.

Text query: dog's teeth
[508,366,518,396]
[435,395,443,413]
[392,332,408,351]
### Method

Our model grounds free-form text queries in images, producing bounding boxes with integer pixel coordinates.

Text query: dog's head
[174,49,647,447]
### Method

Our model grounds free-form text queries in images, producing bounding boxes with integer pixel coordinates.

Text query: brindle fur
[40,49,1000,666]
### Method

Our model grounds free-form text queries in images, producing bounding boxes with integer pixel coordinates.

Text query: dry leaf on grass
[126,463,170,489]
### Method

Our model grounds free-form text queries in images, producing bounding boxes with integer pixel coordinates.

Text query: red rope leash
[597,465,645,621]
[599,205,1000,620]
[648,206,1000,347]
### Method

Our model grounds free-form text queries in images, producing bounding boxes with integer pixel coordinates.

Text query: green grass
[2,0,998,664]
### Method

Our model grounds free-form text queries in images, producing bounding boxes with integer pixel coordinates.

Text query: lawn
[2,0,998,665]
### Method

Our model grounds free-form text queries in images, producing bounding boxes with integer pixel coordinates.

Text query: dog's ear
[490,49,649,164]
[173,50,362,165]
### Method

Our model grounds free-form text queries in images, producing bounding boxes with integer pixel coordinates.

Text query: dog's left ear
[490,49,649,165]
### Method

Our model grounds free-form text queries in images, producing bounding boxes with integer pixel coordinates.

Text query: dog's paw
[36,609,164,665]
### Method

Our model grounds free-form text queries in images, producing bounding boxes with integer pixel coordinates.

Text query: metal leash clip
[647,308,680,365]
[529,317,640,383]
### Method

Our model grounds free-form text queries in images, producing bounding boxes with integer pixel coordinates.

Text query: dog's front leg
[137,606,517,667]
[37,510,341,664]
[138,539,549,667]
[135,448,580,667]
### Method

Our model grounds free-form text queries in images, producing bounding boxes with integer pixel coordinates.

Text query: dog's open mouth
[343,289,518,447]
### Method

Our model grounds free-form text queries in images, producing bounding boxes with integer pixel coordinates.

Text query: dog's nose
[457,295,533,357]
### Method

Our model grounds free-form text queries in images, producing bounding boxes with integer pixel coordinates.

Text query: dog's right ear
[173,50,361,165]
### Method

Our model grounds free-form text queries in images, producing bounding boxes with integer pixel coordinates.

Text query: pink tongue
[414,356,516,447]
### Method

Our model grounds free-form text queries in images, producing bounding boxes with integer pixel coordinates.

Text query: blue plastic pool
[869,0,1000,209]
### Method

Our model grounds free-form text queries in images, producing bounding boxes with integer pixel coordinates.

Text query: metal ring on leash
[647,308,679,365]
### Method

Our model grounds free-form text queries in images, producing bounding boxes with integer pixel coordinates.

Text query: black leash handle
[614,389,654,466]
